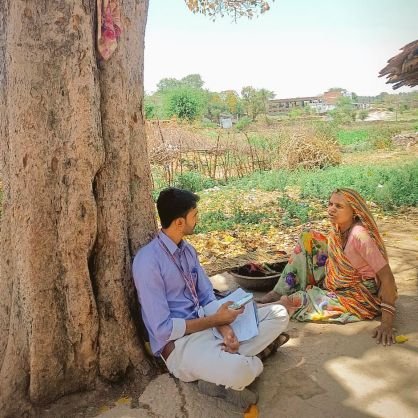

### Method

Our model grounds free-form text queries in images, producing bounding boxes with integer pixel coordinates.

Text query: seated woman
[257,188,398,346]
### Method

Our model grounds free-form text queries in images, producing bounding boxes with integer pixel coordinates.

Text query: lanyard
[157,235,200,309]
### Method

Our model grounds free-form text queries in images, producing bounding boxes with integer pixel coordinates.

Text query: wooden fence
[146,120,277,187]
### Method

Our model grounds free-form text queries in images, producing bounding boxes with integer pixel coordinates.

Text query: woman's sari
[273,189,388,323]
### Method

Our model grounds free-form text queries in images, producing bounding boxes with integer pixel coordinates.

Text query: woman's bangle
[381,306,396,316]
[381,302,395,310]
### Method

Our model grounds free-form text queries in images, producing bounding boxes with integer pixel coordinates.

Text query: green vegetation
[336,122,417,151]
[227,162,418,210]
[142,79,418,228]
[337,129,369,146]
[145,73,277,124]
[195,208,272,233]
[174,172,216,192]
[241,86,275,121]
[329,96,357,124]
[358,109,369,121]
[235,116,252,131]
[190,160,417,233]
[278,196,311,226]
[164,87,207,121]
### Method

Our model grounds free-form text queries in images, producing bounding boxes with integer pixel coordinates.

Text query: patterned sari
[273,189,388,323]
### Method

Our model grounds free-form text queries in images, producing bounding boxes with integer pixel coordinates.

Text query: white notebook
[213,288,259,342]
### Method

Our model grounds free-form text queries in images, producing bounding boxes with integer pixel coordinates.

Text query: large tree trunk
[0,1,156,416]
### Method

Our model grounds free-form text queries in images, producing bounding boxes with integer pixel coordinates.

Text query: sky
[144,0,418,98]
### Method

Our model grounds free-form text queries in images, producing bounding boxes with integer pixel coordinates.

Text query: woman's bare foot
[255,290,281,304]
[278,295,300,317]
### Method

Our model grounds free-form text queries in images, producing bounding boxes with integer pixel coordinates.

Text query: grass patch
[337,129,369,146]
[297,163,418,209]
[226,161,418,210]
[195,208,273,233]
[337,121,418,151]
[278,195,311,226]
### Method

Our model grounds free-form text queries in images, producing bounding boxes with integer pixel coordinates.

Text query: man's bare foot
[255,290,281,304]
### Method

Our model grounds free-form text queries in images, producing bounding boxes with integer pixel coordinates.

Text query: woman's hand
[377,265,398,305]
[373,265,397,346]
[378,283,398,306]
[372,314,396,346]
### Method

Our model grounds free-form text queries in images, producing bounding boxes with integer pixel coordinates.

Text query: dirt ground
[39,214,418,418]
[204,216,418,418]
[251,216,418,418]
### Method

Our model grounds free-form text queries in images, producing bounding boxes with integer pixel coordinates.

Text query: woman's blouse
[344,224,388,279]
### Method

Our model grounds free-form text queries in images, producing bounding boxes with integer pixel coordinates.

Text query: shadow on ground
[95,218,418,418]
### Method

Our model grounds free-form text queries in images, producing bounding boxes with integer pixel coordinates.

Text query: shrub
[195,207,272,233]
[195,210,235,233]
[358,109,369,121]
[227,162,418,209]
[200,118,218,128]
[278,195,311,226]
[288,108,304,119]
[174,172,215,192]
[368,126,399,150]
[144,102,156,119]
[297,163,418,209]
[164,87,207,121]
[235,116,252,131]
[230,170,291,192]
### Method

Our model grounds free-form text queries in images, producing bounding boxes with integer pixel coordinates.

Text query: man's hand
[184,301,244,335]
[215,301,244,326]
[217,325,240,353]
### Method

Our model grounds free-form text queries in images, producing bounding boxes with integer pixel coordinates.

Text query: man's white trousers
[165,304,289,390]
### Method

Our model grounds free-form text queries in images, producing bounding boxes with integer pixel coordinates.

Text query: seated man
[133,188,289,410]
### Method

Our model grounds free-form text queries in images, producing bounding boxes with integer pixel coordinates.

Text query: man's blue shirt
[132,231,218,356]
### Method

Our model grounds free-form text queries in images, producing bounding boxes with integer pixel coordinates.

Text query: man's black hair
[157,188,200,229]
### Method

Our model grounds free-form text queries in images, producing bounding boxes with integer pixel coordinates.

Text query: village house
[268,88,356,115]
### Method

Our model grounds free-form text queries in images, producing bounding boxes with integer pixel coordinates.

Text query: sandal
[257,332,290,361]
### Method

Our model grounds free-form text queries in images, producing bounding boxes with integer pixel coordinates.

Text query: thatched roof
[379,40,418,89]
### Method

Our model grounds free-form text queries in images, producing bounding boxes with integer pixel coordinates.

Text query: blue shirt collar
[158,231,185,255]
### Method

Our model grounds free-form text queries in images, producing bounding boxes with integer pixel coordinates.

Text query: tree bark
[0,1,156,415]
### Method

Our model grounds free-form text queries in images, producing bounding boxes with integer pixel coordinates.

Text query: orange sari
[324,188,387,319]
[274,189,389,323]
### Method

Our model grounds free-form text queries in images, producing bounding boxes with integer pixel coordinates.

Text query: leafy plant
[226,161,418,210]
[174,172,215,192]
[241,86,274,121]
[163,87,207,121]
[278,195,310,226]
[329,97,357,125]
[235,116,252,131]
[144,101,156,119]
[195,207,272,233]
[358,109,369,121]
